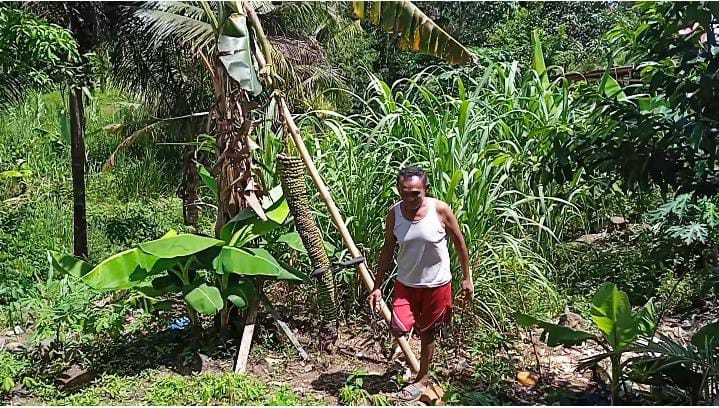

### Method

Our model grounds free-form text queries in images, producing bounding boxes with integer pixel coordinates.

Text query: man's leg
[413,282,451,388]
[414,327,436,386]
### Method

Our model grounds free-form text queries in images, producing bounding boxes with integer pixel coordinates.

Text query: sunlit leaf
[351,1,474,65]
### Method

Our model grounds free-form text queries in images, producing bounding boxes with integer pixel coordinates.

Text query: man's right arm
[372,208,397,292]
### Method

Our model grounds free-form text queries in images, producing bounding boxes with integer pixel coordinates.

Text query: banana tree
[121,0,476,343]
[131,1,269,235]
[351,1,476,65]
[515,283,657,404]
[51,185,309,332]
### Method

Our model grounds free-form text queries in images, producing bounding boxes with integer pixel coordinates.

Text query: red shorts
[391,281,452,334]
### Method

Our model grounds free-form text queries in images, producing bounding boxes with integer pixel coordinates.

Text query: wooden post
[259,292,309,360]
[234,298,259,373]
[69,87,88,259]
[276,95,421,373]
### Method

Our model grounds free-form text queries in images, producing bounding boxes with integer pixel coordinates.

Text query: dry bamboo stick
[276,95,420,373]
[259,291,309,360]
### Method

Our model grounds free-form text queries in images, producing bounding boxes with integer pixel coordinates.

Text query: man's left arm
[437,201,473,302]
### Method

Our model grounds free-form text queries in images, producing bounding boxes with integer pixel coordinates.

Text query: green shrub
[553,235,664,307]
[0,351,29,399]
[444,386,502,406]
[0,87,189,333]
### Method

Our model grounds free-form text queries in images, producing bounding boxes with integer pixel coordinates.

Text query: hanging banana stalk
[242,1,341,349]
[276,153,339,348]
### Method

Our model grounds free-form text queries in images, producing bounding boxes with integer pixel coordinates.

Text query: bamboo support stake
[243,1,418,371]
[276,95,420,373]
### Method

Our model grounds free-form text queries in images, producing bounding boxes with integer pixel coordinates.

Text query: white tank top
[393,198,452,288]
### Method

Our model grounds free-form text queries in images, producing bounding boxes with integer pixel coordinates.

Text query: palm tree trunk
[181,143,200,228]
[69,86,88,259]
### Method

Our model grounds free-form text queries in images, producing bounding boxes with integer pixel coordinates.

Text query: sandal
[397,383,425,402]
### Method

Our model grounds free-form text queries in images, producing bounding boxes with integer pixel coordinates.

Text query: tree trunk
[211,59,258,237]
[69,86,88,259]
[610,353,621,405]
[181,143,200,228]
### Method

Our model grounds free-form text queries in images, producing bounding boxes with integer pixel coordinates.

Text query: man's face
[398,176,427,210]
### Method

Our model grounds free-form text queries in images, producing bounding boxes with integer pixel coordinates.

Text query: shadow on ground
[310,364,405,397]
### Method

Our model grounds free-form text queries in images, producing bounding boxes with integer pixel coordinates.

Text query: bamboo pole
[243,0,419,372]
[276,95,420,373]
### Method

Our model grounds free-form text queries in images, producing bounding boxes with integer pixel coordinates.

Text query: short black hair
[397,166,428,187]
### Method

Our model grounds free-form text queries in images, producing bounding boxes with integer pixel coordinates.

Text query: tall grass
[0,89,190,328]
[288,63,597,328]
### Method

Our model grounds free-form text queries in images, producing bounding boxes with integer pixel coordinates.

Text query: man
[369,166,473,401]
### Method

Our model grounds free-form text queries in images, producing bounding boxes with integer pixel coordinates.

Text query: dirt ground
[243,297,719,405]
[7,296,716,405]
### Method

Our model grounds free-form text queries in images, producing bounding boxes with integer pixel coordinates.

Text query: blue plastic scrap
[168,316,191,330]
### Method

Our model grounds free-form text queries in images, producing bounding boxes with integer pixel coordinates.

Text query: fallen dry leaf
[517,370,540,387]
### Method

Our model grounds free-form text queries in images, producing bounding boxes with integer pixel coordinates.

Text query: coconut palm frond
[269,35,326,66]
[131,1,214,52]
[248,1,279,15]
[102,2,213,118]
[105,24,212,118]
[266,35,348,110]
[323,19,363,51]
[103,111,210,170]
[24,1,122,52]
[260,1,347,38]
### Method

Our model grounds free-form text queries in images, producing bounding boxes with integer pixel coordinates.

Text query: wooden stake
[234,298,259,373]
[259,291,309,360]
[276,95,421,373]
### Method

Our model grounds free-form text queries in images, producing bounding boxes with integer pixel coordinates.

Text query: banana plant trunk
[210,56,257,240]
[610,353,621,405]
[208,13,263,332]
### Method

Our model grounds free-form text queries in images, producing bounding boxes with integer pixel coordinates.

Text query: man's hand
[368,288,382,313]
[461,278,474,304]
